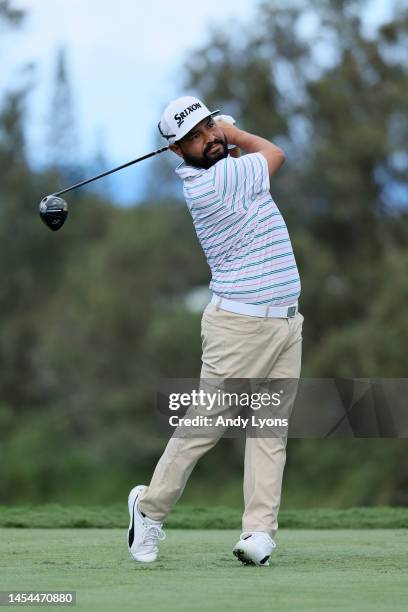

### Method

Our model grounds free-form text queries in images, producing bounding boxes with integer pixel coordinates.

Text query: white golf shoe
[233,532,276,566]
[127,485,166,563]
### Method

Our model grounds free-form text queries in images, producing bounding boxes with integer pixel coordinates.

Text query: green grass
[0,505,407,529]
[0,529,407,611]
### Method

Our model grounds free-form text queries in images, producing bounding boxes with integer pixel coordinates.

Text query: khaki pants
[139,302,303,537]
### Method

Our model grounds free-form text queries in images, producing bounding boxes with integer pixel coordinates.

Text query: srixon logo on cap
[174,102,202,127]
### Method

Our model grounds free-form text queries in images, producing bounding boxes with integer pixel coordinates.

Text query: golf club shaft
[53,146,169,197]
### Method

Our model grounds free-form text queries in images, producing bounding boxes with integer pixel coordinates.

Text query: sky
[2,0,395,203]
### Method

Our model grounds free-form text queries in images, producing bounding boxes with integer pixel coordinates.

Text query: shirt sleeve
[212,152,270,212]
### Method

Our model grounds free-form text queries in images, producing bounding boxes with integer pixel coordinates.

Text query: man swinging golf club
[127,95,303,566]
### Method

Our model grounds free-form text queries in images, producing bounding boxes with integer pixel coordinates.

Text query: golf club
[39,145,169,231]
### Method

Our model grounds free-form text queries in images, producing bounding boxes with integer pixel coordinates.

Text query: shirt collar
[175,160,207,180]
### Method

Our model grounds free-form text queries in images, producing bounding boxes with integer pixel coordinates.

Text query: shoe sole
[233,548,256,566]
[233,548,270,567]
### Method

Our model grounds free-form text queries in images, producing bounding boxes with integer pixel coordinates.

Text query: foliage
[1,504,407,529]
[0,0,407,506]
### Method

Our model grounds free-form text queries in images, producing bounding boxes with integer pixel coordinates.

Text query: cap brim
[175,109,220,142]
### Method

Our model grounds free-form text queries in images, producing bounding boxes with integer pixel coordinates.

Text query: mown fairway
[1,529,407,611]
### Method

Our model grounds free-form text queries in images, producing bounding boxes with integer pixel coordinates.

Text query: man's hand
[215,119,241,147]
[214,115,241,157]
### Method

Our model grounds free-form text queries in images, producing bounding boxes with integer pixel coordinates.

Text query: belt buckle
[287,306,296,318]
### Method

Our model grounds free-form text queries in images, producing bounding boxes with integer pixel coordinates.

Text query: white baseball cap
[158,95,220,145]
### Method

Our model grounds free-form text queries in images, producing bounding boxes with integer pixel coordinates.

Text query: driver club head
[39,195,68,231]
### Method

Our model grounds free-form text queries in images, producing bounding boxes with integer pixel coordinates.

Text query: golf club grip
[53,146,169,197]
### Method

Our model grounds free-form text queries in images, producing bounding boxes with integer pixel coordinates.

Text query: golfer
[127,96,303,566]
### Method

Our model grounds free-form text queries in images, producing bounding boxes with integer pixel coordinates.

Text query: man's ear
[169,143,183,158]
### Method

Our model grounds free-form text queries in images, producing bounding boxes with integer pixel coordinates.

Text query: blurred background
[0,0,407,509]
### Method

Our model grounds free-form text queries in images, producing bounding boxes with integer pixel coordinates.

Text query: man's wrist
[227,127,246,148]
[228,129,277,156]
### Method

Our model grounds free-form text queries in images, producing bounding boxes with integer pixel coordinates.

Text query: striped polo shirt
[175,152,301,306]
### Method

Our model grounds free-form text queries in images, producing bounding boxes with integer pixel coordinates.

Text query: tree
[46,47,80,181]
[0,0,23,25]
[179,0,408,372]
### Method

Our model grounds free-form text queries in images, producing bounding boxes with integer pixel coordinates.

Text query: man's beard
[180,136,229,169]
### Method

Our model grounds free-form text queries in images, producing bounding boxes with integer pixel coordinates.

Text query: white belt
[210,294,298,318]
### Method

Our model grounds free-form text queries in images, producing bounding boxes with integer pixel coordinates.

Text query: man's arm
[217,121,285,176]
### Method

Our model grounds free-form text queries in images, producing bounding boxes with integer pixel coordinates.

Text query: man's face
[171,116,228,169]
